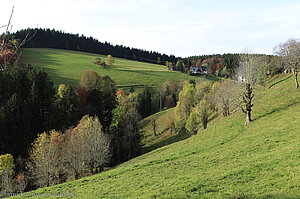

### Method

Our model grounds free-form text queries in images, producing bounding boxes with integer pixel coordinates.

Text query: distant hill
[20,48,215,92]
[10,74,299,198]
[14,28,178,64]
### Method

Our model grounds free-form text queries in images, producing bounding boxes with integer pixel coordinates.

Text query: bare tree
[0,6,36,70]
[274,38,300,89]
[237,53,263,124]
[211,80,241,117]
[151,119,157,136]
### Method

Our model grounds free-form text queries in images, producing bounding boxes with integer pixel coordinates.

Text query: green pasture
[9,74,299,198]
[20,48,214,92]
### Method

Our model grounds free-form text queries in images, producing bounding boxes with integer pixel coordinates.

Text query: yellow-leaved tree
[0,154,15,196]
[58,84,66,98]
[27,130,64,188]
[105,55,115,68]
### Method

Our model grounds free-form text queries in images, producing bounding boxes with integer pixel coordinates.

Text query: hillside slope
[20,48,209,92]
[9,74,300,198]
[139,108,191,154]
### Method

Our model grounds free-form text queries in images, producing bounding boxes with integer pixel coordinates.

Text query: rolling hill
[8,74,300,198]
[20,48,216,92]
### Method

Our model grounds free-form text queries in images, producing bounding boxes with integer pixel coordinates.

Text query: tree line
[11,28,177,65]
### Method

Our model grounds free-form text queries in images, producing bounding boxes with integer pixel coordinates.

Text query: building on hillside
[190,66,201,75]
[190,65,208,75]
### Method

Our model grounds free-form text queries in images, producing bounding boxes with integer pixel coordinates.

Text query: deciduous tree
[76,116,110,174]
[0,154,15,196]
[27,130,64,188]
[105,55,115,67]
[174,83,195,131]
[211,80,240,117]
[274,38,300,89]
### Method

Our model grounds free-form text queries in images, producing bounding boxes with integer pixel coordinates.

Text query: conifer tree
[241,83,254,125]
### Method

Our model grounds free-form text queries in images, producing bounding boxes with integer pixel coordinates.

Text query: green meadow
[9,74,300,198]
[20,48,213,92]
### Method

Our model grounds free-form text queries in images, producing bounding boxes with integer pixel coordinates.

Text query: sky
[1,0,300,57]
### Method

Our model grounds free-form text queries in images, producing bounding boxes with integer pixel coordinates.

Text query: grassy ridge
[20,48,211,92]
[9,74,300,198]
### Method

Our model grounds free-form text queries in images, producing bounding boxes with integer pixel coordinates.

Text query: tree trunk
[203,117,208,129]
[75,172,79,180]
[245,111,251,125]
[294,71,299,89]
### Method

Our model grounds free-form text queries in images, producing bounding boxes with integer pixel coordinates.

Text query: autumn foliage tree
[79,70,117,131]
[174,82,195,131]
[80,70,102,90]
[105,55,115,68]
[0,154,15,196]
[27,130,64,188]
[58,84,66,98]
[73,116,110,174]
[0,7,36,70]
[63,116,111,179]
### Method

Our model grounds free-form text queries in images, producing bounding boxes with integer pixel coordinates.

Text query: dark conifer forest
[13,28,177,64]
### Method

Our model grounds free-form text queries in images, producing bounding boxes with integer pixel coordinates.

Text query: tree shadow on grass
[141,131,191,154]
[38,67,79,88]
[268,75,292,88]
[21,50,80,88]
[253,101,299,121]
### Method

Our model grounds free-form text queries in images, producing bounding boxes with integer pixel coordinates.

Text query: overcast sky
[1,0,300,57]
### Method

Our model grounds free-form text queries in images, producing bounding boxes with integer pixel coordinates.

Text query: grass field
[139,108,191,154]
[8,74,299,198]
[20,48,217,92]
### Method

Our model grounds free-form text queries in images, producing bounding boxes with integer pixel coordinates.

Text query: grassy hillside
[20,48,213,92]
[9,74,300,198]
[139,108,191,154]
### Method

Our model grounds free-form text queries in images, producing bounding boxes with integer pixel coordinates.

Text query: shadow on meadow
[268,75,292,88]
[141,130,191,154]
[254,100,299,122]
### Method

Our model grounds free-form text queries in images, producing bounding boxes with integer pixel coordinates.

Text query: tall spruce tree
[241,83,254,125]
[57,85,80,129]
[138,86,152,117]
